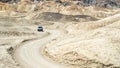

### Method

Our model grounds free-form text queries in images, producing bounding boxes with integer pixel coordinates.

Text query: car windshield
[38,26,42,28]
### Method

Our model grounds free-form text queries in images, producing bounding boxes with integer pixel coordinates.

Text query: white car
[37,26,43,32]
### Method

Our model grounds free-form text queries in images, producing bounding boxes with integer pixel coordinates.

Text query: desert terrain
[0,0,120,68]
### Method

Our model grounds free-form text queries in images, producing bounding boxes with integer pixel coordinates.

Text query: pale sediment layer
[44,14,120,68]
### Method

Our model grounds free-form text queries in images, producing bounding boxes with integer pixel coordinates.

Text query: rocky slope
[0,0,120,68]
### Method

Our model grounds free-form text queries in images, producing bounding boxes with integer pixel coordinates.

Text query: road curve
[14,30,65,68]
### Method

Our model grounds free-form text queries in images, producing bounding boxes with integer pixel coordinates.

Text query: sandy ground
[0,3,120,68]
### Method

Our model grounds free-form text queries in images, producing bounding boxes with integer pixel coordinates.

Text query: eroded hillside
[0,0,120,68]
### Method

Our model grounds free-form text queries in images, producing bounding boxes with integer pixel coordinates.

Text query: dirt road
[14,30,65,68]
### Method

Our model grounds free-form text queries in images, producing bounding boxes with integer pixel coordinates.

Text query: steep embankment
[44,13,120,68]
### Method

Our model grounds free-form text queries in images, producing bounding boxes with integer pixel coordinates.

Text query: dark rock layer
[34,12,98,22]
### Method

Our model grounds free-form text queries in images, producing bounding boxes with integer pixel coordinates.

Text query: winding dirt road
[14,30,65,68]
[14,13,120,68]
